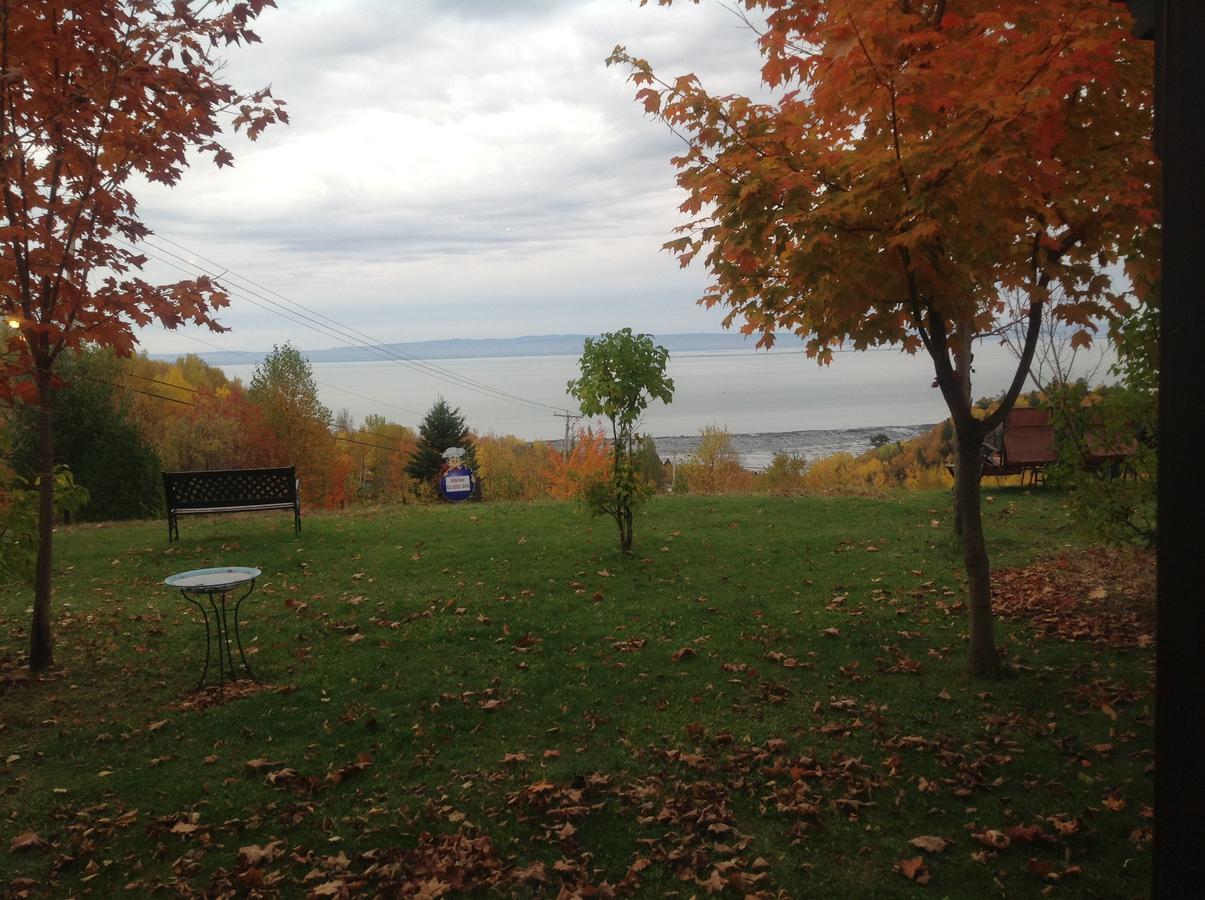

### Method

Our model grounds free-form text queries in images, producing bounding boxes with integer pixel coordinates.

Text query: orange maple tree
[0,1,286,671]
[613,0,1158,675]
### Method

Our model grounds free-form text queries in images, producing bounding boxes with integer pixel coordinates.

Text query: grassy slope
[0,491,1152,897]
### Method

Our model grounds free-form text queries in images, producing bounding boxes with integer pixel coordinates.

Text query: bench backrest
[1001,408,1056,466]
[164,467,297,510]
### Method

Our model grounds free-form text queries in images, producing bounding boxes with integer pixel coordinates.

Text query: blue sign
[439,466,476,502]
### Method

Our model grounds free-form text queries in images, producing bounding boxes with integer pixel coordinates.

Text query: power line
[98,375,414,457]
[147,233,571,414]
[146,323,425,419]
[127,236,569,415]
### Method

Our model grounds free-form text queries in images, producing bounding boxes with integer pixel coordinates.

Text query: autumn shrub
[542,428,612,502]
[676,426,755,495]
[802,452,889,496]
[476,434,549,502]
[755,452,807,496]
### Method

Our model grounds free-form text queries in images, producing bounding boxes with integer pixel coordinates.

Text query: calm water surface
[221,342,1113,465]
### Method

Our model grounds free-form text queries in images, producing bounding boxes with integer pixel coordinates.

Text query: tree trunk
[29,369,55,672]
[956,432,1001,678]
[620,505,634,555]
[950,322,975,538]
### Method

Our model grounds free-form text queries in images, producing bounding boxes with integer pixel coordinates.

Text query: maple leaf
[973,829,1011,849]
[1004,824,1048,844]
[896,856,931,884]
[310,881,347,898]
[1026,858,1058,878]
[909,835,950,853]
[698,869,727,894]
[239,840,285,866]
[9,831,46,852]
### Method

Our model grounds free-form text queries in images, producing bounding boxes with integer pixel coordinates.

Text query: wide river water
[220,341,1114,470]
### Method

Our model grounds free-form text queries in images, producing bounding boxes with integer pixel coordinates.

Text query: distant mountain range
[150,332,801,366]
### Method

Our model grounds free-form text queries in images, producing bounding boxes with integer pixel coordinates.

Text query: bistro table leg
[180,590,213,691]
[207,592,228,690]
[232,580,260,684]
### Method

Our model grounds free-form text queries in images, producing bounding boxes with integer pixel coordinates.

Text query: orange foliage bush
[543,428,611,501]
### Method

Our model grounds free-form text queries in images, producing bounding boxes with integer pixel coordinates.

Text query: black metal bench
[163,466,301,542]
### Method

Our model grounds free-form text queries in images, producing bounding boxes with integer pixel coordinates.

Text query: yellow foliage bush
[475,434,549,501]
[677,427,754,495]
[802,452,889,496]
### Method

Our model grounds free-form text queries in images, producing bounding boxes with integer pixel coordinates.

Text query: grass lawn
[0,490,1153,898]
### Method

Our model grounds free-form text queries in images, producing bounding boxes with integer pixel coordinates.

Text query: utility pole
[553,411,582,460]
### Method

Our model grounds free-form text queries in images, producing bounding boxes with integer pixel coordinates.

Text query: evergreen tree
[634,434,668,491]
[406,398,476,488]
[8,348,161,521]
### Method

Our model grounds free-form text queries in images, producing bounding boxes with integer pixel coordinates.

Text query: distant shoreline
[148,332,799,366]
[557,423,939,472]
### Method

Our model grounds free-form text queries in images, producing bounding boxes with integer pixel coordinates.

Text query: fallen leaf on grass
[897,856,931,884]
[10,831,45,852]
[698,869,727,893]
[973,829,1010,849]
[238,839,284,866]
[671,647,696,662]
[1004,824,1048,844]
[1027,858,1057,878]
[909,835,949,853]
[170,821,200,834]
[1047,815,1081,837]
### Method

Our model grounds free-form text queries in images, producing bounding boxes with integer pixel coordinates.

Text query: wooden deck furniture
[981,407,1057,484]
[163,466,301,541]
[944,408,1058,484]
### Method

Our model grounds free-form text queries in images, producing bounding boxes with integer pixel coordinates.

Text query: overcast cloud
[134,0,773,355]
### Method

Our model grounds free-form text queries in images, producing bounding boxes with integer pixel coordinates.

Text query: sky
[135,0,775,356]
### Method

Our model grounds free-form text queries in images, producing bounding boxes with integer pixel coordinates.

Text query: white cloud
[133,0,773,354]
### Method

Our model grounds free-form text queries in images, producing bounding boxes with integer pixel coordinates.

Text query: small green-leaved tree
[1048,305,1157,545]
[568,329,673,553]
[1,464,88,584]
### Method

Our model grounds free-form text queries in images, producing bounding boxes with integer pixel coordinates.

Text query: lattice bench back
[163,466,300,541]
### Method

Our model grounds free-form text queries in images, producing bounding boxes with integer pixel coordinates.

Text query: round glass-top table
[165,567,261,690]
